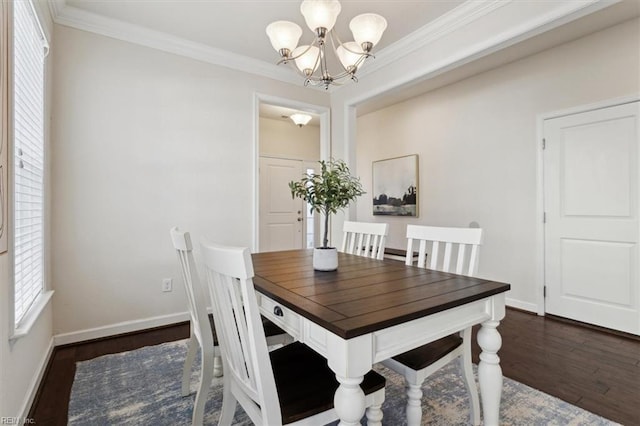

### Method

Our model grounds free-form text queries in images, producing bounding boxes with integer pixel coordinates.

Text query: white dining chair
[170,227,219,426]
[381,224,483,426]
[199,239,387,426]
[341,221,389,260]
[170,227,292,425]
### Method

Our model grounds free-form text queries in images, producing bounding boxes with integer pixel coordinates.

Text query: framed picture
[372,154,418,217]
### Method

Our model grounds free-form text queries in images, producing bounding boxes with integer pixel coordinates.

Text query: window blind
[13,0,48,325]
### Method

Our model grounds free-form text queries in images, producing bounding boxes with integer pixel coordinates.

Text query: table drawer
[258,293,301,339]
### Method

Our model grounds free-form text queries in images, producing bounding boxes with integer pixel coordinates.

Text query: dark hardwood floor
[29,308,639,425]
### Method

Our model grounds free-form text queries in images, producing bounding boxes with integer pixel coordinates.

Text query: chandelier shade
[266,21,303,53]
[350,13,387,48]
[336,41,364,70]
[300,0,341,32]
[266,0,386,89]
[293,45,320,74]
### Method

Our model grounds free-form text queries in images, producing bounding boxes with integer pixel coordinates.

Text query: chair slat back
[341,221,389,259]
[406,225,483,276]
[170,227,214,351]
[200,240,281,425]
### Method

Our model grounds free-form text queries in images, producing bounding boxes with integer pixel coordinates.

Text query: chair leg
[192,348,214,426]
[182,335,199,397]
[460,328,481,425]
[405,382,423,426]
[365,390,385,426]
[218,377,237,426]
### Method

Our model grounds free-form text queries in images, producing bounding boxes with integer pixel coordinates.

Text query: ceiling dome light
[290,113,313,127]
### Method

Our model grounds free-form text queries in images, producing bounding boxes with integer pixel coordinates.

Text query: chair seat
[270,342,386,424]
[392,334,463,371]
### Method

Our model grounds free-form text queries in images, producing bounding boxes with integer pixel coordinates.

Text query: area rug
[68,340,617,425]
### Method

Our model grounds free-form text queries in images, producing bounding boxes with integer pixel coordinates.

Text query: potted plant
[289,159,365,271]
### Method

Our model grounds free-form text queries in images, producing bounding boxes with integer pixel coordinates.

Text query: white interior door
[259,157,304,252]
[544,101,639,335]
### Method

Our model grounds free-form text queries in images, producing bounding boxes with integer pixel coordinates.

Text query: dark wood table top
[252,249,510,339]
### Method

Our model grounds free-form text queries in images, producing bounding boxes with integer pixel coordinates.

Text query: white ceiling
[65,0,466,65]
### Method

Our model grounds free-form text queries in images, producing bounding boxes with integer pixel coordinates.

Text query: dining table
[252,249,511,426]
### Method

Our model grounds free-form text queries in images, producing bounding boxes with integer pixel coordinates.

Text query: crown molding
[333,0,620,99]
[358,0,619,80]
[358,0,511,79]
[47,0,620,94]
[47,0,302,86]
[48,0,510,92]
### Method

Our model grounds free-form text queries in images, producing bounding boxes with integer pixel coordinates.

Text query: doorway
[543,100,639,335]
[254,95,329,252]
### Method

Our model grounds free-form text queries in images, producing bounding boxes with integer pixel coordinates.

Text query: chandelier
[266,0,387,89]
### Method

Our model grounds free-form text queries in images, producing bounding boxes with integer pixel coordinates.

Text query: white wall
[0,0,54,416]
[0,301,53,416]
[355,19,640,311]
[50,25,329,336]
[259,117,320,160]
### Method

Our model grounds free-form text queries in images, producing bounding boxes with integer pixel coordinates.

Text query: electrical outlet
[162,278,173,292]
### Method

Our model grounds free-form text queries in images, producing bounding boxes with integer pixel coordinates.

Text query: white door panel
[562,119,633,217]
[544,101,639,335]
[561,239,633,305]
[259,157,304,252]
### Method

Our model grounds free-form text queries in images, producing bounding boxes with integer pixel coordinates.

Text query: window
[305,167,315,248]
[11,0,48,328]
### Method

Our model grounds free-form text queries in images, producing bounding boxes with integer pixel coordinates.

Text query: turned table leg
[334,375,366,426]
[477,320,503,426]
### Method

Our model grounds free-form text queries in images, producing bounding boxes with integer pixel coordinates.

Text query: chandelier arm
[315,43,326,79]
[324,69,352,81]
[327,30,351,75]
[303,31,363,84]
[318,42,326,76]
[329,29,370,78]
[299,74,326,83]
[329,29,349,75]
[352,54,368,69]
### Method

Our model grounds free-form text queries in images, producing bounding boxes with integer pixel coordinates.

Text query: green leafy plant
[289,159,365,249]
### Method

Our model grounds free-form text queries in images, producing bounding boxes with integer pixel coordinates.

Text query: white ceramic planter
[313,247,338,271]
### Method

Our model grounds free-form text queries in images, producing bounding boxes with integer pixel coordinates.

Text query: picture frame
[372,154,418,217]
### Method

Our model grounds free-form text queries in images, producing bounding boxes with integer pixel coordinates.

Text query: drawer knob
[273,306,284,317]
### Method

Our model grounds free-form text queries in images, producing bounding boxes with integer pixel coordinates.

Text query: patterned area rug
[68,339,617,425]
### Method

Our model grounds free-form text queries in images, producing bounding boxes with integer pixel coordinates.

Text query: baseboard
[506,297,538,314]
[19,336,55,421]
[53,312,190,346]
